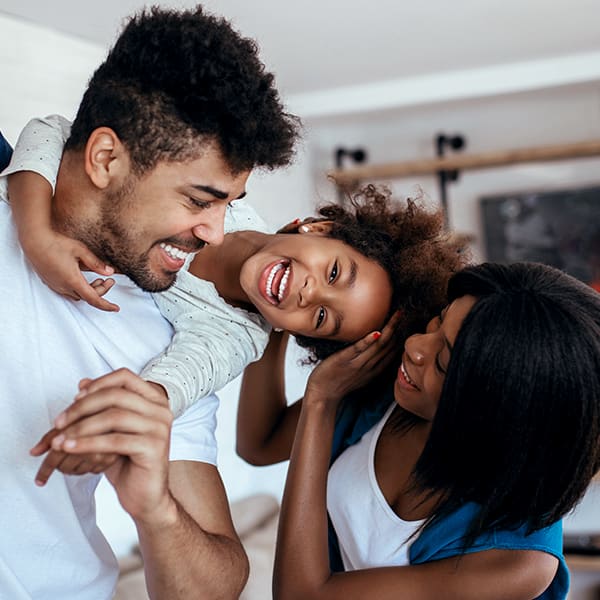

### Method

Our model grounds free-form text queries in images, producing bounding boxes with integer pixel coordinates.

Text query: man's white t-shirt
[0,180,218,599]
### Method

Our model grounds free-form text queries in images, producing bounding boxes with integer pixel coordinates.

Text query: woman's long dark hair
[412,262,600,547]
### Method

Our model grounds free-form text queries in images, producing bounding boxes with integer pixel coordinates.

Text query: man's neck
[189,230,267,309]
[52,150,100,238]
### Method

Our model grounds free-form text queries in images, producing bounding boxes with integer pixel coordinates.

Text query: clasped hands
[30,369,174,521]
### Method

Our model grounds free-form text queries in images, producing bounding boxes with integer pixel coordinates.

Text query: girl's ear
[84,127,129,190]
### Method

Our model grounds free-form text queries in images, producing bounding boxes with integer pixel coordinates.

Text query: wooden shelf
[329,139,600,185]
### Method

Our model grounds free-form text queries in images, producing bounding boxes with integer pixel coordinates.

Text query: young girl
[238,262,600,599]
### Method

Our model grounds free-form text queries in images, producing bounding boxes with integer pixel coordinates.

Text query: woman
[238,262,600,599]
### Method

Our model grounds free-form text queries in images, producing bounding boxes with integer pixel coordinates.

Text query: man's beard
[75,177,181,293]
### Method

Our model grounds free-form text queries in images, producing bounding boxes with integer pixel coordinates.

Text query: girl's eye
[328,261,338,284]
[316,307,325,329]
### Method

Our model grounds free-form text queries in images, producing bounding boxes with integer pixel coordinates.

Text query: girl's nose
[298,276,317,307]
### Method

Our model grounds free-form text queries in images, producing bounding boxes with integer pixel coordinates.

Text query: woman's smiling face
[239,232,392,341]
[394,294,477,421]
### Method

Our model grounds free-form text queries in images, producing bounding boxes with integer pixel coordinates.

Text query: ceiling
[1,0,599,101]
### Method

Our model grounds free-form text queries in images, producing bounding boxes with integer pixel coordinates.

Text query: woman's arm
[273,320,558,600]
[236,330,304,465]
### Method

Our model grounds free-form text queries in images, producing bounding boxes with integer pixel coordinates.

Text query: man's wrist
[135,493,179,532]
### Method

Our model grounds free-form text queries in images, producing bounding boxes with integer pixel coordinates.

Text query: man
[0,6,298,600]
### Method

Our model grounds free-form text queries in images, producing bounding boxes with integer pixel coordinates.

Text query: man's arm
[47,369,248,600]
[138,460,249,600]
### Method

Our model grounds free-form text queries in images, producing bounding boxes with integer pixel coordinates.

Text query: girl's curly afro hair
[295,184,470,362]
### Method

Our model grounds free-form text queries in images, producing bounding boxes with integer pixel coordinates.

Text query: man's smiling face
[82,145,249,292]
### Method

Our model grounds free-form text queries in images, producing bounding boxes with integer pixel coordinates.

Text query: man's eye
[328,261,338,284]
[189,198,212,209]
[316,307,325,329]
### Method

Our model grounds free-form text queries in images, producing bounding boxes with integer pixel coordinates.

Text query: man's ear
[83,127,128,190]
[297,219,334,235]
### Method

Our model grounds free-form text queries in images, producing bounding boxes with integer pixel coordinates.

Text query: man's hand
[32,369,175,523]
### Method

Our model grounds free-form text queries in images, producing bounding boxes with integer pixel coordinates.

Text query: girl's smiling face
[239,232,392,342]
[394,294,477,420]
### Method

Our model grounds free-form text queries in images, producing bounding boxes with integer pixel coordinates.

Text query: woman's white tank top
[327,403,424,570]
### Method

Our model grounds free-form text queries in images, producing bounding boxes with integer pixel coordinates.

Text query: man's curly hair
[65,5,300,174]
[295,185,470,362]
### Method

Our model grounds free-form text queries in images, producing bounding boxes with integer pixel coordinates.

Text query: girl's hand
[25,230,120,312]
[30,427,118,485]
[304,311,402,407]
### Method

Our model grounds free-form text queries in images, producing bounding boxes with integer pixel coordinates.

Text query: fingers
[30,428,61,456]
[54,381,171,432]
[74,369,168,406]
[276,218,302,234]
[76,245,114,277]
[75,275,120,312]
[34,450,119,486]
[51,406,168,449]
[90,278,115,296]
[50,432,161,458]
[34,449,70,486]
[276,217,323,234]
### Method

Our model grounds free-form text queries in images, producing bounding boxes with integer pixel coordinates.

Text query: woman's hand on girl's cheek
[305,311,402,406]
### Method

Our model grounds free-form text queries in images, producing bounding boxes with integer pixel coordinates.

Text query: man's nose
[191,202,227,246]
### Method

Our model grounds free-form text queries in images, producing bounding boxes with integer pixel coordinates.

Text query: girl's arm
[236,330,304,465]
[6,116,117,311]
[140,276,272,417]
[273,317,558,600]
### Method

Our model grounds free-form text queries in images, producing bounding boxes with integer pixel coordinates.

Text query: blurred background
[1,1,599,597]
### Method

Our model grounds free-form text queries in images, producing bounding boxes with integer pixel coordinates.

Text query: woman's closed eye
[435,353,447,375]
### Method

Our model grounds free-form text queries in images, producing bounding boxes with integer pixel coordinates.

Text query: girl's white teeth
[160,243,192,261]
[401,362,416,387]
[278,266,290,301]
[266,263,291,301]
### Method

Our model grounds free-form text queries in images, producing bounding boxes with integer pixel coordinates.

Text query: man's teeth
[160,243,193,261]
[266,263,290,301]
[401,362,416,386]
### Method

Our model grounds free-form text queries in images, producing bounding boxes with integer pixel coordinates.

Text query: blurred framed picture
[480,185,600,291]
